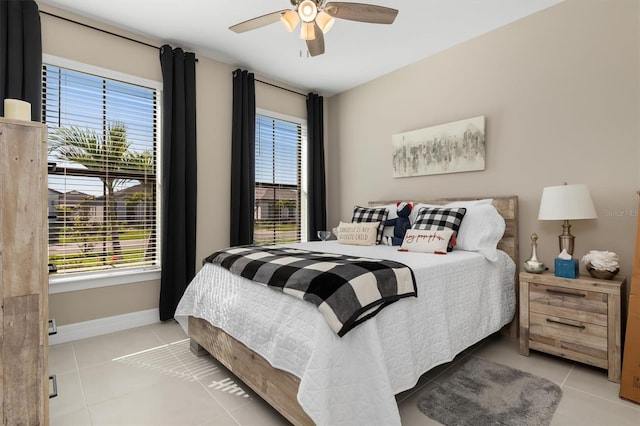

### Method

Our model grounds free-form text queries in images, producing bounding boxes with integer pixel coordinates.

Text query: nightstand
[519,271,626,382]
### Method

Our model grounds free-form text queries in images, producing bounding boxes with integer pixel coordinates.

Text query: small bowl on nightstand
[586,263,619,280]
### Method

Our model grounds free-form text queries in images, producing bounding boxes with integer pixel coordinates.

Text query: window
[254,110,307,245]
[42,57,161,277]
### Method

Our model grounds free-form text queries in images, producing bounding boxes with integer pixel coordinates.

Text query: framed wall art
[392,116,485,178]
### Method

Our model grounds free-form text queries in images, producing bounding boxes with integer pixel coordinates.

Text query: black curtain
[230,69,256,246]
[159,45,197,321]
[0,0,42,121]
[307,93,326,241]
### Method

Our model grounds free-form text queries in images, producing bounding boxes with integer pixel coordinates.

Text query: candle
[4,99,31,121]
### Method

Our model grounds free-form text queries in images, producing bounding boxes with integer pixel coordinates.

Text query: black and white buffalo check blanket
[204,246,417,337]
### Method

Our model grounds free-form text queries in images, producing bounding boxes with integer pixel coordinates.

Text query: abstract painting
[392,116,485,178]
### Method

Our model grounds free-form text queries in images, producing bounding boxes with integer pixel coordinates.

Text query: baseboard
[49,308,160,345]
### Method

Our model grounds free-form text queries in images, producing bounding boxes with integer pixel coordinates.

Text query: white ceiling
[38,0,563,96]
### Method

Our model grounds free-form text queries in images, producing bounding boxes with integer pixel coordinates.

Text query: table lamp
[537,183,597,256]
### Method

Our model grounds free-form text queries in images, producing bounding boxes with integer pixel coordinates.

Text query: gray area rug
[417,356,562,426]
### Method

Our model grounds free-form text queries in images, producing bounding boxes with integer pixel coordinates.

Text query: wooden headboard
[369,195,520,338]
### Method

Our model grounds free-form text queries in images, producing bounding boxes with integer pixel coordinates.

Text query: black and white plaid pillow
[412,207,467,251]
[352,206,389,244]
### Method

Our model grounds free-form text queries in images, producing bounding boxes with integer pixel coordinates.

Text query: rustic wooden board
[519,279,530,356]
[3,294,41,425]
[520,272,623,295]
[0,122,46,299]
[189,316,313,426]
[608,289,623,382]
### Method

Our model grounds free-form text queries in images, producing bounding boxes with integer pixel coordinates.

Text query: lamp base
[558,220,575,256]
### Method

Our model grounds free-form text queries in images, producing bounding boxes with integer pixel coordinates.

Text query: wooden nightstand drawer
[529,283,607,326]
[530,312,608,365]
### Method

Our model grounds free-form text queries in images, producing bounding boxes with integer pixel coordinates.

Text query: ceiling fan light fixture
[300,21,316,40]
[280,10,300,32]
[315,11,335,33]
[229,1,400,57]
[298,0,318,23]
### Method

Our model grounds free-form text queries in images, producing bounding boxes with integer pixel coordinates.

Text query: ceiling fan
[229,1,398,57]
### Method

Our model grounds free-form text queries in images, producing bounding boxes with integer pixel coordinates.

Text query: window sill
[49,267,161,294]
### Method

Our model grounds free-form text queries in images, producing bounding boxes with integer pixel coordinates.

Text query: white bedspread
[175,242,515,426]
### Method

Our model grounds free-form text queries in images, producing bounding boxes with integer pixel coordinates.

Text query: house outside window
[42,56,161,280]
[255,109,307,245]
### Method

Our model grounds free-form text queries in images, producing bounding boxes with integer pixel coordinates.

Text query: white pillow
[409,199,493,224]
[446,198,494,207]
[454,204,505,261]
[400,229,453,254]
[336,221,379,246]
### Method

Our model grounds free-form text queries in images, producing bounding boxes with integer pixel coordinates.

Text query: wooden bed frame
[189,195,519,425]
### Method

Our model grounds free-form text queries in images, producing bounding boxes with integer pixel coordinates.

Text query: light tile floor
[49,321,640,425]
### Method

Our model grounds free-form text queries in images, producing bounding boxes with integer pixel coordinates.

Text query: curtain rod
[39,10,198,62]
[256,78,307,98]
[233,70,307,97]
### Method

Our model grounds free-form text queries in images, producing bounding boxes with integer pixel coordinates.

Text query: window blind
[255,114,305,245]
[42,64,159,275]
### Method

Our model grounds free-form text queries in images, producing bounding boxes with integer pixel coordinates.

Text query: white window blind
[42,63,160,275]
[255,113,306,245]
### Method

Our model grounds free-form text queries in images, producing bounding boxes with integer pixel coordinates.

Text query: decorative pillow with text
[337,221,380,246]
[400,229,454,254]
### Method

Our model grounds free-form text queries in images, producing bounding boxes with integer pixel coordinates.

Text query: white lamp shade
[315,11,335,33]
[280,10,300,32]
[298,0,318,22]
[538,184,598,220]
[300,22,316,40]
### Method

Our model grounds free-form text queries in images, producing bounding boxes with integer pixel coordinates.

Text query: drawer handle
[546,318,586,329]
[48,318,57,336]
[49,375,58,398]
[545,289,586,298]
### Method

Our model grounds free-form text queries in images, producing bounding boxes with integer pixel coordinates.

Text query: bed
[175,195,519,425]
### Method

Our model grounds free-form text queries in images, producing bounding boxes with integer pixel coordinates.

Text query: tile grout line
[70,341,93,425]
[559,364,575,387]
[562,384,640,412]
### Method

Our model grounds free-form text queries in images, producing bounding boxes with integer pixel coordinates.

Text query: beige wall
[40,4,307,325]
[327,0,639,290]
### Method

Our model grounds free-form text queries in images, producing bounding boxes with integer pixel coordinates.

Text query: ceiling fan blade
[306,23,325,57]
[324,2,398,24]
[229,10,289,33]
